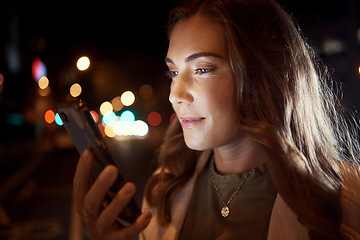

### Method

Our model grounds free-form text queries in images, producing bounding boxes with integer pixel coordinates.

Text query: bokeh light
[148,111,162,126]
[70,83,82,97]
[170,113,176,122]
[38,76,49,89]
[90,110,99,123]
[121,91,135,106]
[32,57,47,82]
[55,113,63,126]
[77,56,90,71]
[120,110,135,122]
[103,111,117,126]
[133,120,149,137]
[139,84,153,99]
[104,125,116,138]
[100,101,113,115]
[112,120,149,137]
[111,96,124,111]
[98,123,106,137]
[0,73,4,86]
[0,73,4,93]
[113,121,133,136]
[44,110,55,124]
[6,113,25,126]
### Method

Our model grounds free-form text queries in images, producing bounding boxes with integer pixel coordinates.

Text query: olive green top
[178,158,277,240]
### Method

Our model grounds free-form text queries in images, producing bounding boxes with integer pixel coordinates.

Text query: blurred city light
[322,38,345,55]
[6,113,24,126]
[102,111,117,126]
[147,111,162,126]
[112,120,149,137]
[90,110,99,123]
[38,76,49,89]
[133,120,149,137]
[44,110,55,124]
[70,83,82,97]
[76,56,90,71]
[55,113,64,126]
[121,91,135,106]
[98,123,106,137]
[139,84,153,99]
[100,101,113,115]
[113,121,132,136]
[170,113,176,122]
[0,73,4,93]
[32,57,47,82]
[120,110,135,122]
[111,96,124,111]
[104,125,116,138]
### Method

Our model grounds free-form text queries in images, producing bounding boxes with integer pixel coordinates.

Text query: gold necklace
[210,157,253,218]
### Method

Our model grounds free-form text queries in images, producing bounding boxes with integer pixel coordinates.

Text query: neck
[213,135,266,175]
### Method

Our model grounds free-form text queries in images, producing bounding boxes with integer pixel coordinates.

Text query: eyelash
[165,68,214,79]
[165,71,178,79]
[195,68,214,74]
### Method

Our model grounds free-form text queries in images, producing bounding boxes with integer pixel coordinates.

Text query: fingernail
[105,166,116,178]
[124,183,135,195]
[83,149,91,161]
[143,208,154,217]
[143,210,153,221]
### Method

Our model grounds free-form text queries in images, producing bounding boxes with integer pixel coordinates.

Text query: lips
[179,116,205,129]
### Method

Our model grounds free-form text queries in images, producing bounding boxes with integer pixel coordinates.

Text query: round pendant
[221,206,230,218]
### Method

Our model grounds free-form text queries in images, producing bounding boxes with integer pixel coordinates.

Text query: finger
[73,149,94,216]
[109,211,153,240]
[84,165,118,221]
[97,182,136,228]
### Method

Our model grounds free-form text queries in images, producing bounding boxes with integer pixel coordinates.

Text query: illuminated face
[166,14,241,151]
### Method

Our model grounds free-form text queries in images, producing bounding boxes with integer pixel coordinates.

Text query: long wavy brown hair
[145,0,359,239]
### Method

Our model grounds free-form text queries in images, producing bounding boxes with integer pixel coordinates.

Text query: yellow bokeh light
[104,125,116,138]
[77,56,90,71]
[38,76,49,89]
[121,91,135,106]
[100,101,113,115]
[111,96,124,111]
[70,83,82,97]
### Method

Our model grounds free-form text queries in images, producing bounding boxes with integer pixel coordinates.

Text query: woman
[73,0,360,239]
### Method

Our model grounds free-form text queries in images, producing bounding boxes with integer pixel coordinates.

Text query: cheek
[209,80,238,120]
[183,81,239,150]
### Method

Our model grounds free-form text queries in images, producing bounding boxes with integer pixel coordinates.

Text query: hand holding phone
[73,149,152,239]
[57,100,151,234]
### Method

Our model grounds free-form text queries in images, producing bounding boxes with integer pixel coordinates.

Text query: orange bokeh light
[44,110,55,124]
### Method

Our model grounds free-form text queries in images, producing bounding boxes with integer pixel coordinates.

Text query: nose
[169,76,194,105]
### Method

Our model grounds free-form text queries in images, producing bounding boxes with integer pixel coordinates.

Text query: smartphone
[57,100,142,225]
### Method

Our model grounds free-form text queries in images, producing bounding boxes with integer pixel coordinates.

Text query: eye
[194,68,213,75]
[165,70,178,79]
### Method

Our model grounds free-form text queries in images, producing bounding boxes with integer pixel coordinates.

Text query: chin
[183,134,211,151]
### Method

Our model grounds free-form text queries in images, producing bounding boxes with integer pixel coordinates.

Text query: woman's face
[166,14,242,151]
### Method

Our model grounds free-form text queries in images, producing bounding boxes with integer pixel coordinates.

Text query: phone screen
[57,100,141,224]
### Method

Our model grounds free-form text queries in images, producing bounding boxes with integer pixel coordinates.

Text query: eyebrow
[165,52,224,64]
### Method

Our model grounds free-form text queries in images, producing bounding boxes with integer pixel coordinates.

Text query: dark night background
[0,1,359,239]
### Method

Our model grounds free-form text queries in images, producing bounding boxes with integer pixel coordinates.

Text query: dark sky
[1,0,359,130]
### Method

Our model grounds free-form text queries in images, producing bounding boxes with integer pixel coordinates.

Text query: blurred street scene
[0,1,359,239]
